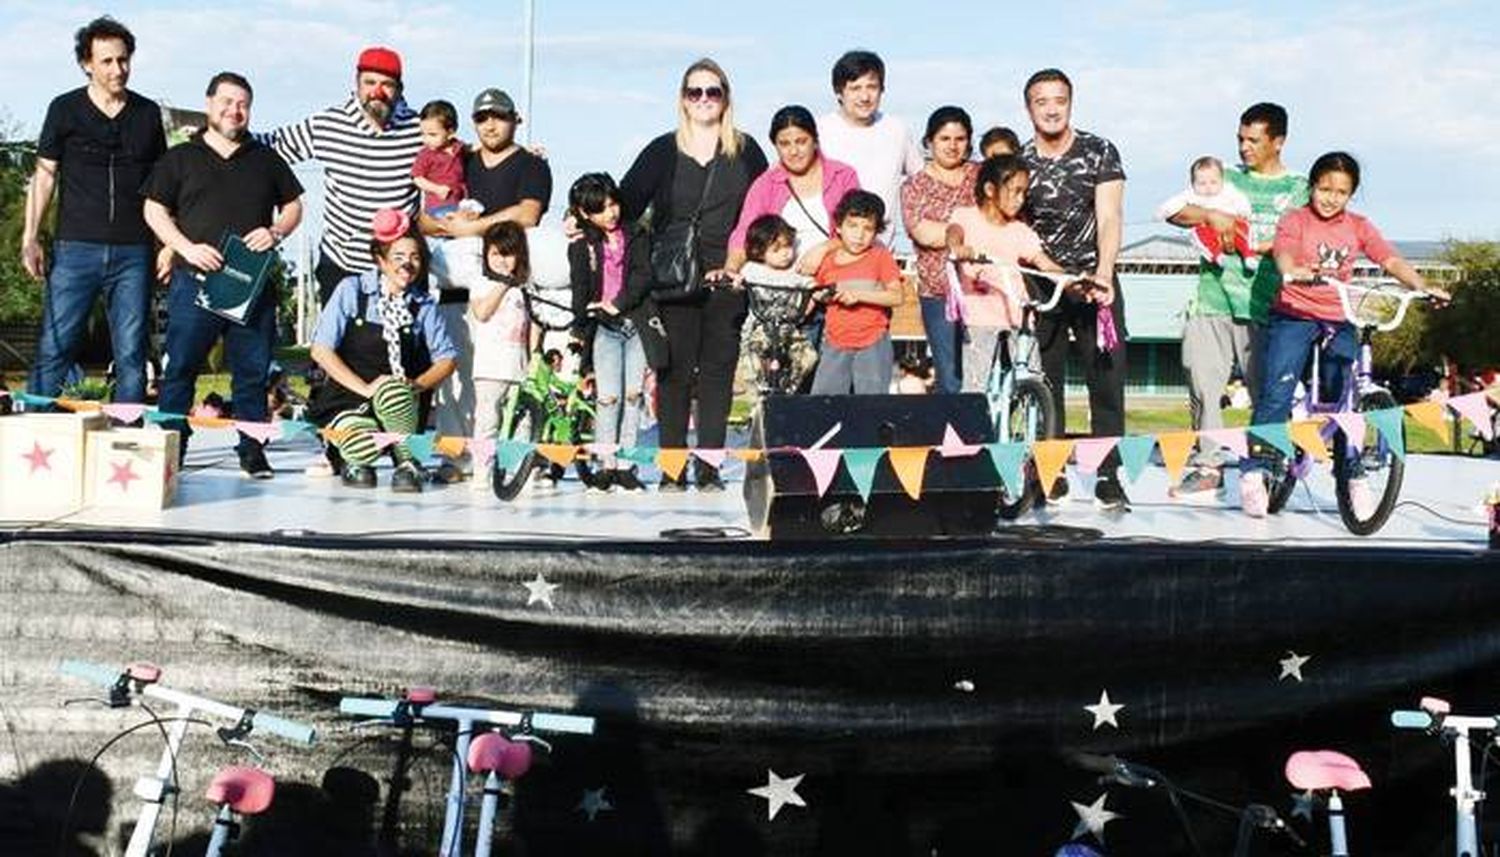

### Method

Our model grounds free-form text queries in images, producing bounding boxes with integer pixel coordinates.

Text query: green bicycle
[491,289,598,500]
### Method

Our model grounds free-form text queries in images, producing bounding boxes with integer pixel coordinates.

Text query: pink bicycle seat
[468,733,534,779]
[126,662,162,683]
[1421,696,1452,715]
[406,687,436,704]
[205,766,276,815]
[1285,750,1372,792]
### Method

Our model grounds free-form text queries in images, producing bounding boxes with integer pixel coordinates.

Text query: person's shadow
[0,758,112,856]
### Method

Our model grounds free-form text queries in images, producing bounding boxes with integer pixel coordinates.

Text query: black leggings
[1035,280,1128,469]
[656,288,746,449]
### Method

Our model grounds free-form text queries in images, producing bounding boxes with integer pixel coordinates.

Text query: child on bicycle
[1240,151,1450,518]
[807,190,905,395]
[471,222,532,489]
[945,154,1074,393]
[567,172,664,492]
[736,214,818,402]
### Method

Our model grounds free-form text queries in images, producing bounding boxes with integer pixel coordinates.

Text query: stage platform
[3,432,1499,856]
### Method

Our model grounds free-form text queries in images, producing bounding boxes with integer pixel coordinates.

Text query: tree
[0,116,43,325]
[1373,241,1500,374]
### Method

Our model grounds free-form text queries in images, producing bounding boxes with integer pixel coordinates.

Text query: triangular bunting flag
[887,447,930,500]
[1030,439,1074,496]
[496,439,532,474]
[1405,400,1451,444]
[469,436,497,469]
[694,448,729,469]
[55,398,101,413]
[938,424,981,458]
[1446,392,1496,441]
[188,416,235,429]
[537,443,577,468]
[236,420,280,445]
[619,446,658,466]
[1156,431,1198,483]
[1289,419,1330,461]
[798,448,844,498]
[585,442,620,459]
[1072,437,1119,475]
[370,432,403,452]
[279,419,315,440]
[842,447,884,501]
[657,448,690,481]
[17,392,54,408]
[101,403,147,423]
[435,435,468,459]
[1198,428,1248,459]
[728,448,764,462]
[144,409,175,425]
[984,442,1028,496]
[1116,435,1156,484]
[406,431,436,463]
[1327,412,1366,448]
[1365,407,1406,461]
[1248,423,1294,458]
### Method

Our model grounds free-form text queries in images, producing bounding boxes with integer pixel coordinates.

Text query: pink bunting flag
[938,424,981,458]
[1198,428,1249,459]
[693,448,728,469]
[1447,392,1496,441]
[1072,437,1119,475]
[370,432,403,452]
[235,421,280,444]
[1327,412,1367,447]
[101,403,147,423]
[585,442,620,458]
[798,448,844,498]
[468,436,497,469]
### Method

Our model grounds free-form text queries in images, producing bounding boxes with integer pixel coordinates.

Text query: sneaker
[1346,477,1377,520]
[341,463,377,489]
[1168,466,1222,505]
[432,461,467,484]
[238,444,275,480]
[587,469,615,494]
[658,473,688,493]
[1045,477,1070,504]
[614,468,646,492]
[1240,470,1269,518]
[304,460,337,477]
[392,461,424,493]
[695,461,726,493]
[1094,474,1130,511]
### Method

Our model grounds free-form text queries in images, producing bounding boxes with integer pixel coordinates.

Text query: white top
[1155,181,1253,222]
[779,194,830,262]
[817,109,924,244]
[469,280,530,382]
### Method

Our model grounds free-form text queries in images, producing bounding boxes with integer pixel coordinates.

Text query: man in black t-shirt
[1021,67,1130,510]
[142,72,304,478]
[418,87,552,482]
[21,17,166,404]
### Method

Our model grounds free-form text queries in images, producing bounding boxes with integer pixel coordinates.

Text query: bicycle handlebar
[1316,277,1430,333]
[340,696,596,736]
[1391,709,1499,732]
[60,659,316,745]
[947,254,1085,314]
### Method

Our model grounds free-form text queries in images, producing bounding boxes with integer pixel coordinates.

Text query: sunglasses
[682,86,724,102]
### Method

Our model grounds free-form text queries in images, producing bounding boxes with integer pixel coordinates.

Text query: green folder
[194,234,274,325]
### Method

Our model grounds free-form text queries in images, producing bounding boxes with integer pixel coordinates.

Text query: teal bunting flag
[1248,423,1294,458]
[1115,435,1157,484]
[842,448,885,501]
[1364,407,1407,461]
[985,442,1028,496]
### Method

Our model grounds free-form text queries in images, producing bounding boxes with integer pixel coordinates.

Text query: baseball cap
[357,47,403,80]
[472,88,517,118]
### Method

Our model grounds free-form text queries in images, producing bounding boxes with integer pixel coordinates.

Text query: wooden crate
[0,411,109,517]
[84,427,181,510]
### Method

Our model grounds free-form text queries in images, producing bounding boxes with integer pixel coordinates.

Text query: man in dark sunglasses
[22,15,166,405]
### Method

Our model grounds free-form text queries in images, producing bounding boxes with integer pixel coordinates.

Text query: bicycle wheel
[492,396,543,501]
[996,377,1058,520]
[1334,390,1404,536]
[1265,449,1303,514]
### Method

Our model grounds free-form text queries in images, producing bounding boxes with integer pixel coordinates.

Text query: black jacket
[568,223,668,369]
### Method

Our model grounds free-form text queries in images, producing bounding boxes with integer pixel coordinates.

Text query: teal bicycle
[490,289,598,500]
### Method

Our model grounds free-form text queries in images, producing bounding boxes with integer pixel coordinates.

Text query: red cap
[357,46,402,80]
[371,209,411,243]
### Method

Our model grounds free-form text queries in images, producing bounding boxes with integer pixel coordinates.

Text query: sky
[2,0,1497,251]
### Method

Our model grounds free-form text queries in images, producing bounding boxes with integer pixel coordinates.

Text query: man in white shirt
[817,50,923,247]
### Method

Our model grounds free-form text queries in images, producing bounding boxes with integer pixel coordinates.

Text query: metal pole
[522,0,536,146]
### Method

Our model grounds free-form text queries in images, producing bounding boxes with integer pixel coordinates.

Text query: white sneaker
[304,460,336,478]
[1346,477,1377,520]
[1240,471,1269,518]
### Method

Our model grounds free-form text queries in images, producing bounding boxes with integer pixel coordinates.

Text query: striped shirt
[262,96,423,273]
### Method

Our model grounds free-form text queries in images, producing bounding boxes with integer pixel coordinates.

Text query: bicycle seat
[205,766,275,815]
[406,686,436,704]
[1285,750,1371,792]
[468,732,534,779]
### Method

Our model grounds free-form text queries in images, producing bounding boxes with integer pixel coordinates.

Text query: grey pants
[810,334,895,395]
[1181,314,1259,465]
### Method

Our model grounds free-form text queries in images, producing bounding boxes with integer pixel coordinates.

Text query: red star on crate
[107,460,141,491]
[23,441,55,474]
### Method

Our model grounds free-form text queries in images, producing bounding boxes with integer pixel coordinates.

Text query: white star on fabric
[1290,789,1317,822]
[1071,792,1123,843]
[577,787,613,822]
[1279,651,1311,682]
[522,572,559,610]
[1084,690,1125,730]
[747,769,806,821]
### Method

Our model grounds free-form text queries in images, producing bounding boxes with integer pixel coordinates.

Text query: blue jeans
[810,334,894,395]
[920,295,962,395]
[28,240,153,402]
[592,324,647,462]
[1244,312,1357,473]
[157,268,276,452]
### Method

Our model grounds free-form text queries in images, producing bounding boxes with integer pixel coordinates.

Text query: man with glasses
[21,16,166,405]
[419,88,552,483]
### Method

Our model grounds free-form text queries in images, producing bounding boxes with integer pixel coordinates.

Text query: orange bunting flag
[728,448,765,463]
[1405,401,1451,444]
[55,398,102,413]
[1030,439,1075,493]
[536,443,578,468]
[435,436,468,458]
[1155,431,1198,483]
[887,447,930,500]
[188,416,235,429]
[657,448,690,481]
[1289,419,1330,461]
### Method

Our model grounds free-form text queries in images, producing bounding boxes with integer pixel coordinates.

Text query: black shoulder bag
[650,155,720,302]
